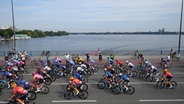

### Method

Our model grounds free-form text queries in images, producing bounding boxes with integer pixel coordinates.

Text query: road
[0,56,184,104]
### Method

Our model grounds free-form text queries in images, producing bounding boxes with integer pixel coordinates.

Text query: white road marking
[0,101,8,104]
[139,99,184,102]
[173,72,184,75]
[52,100,97,103]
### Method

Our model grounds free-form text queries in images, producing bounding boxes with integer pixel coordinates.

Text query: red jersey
[72,78,82,85]
[116,60,122,65]
[13,86,27,96]
[164,72,173,77]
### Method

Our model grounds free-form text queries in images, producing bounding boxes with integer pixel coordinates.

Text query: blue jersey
[105,71,113,77]
[1,71,11,77]
[89,59,95,65]
[73,73,82,81]
[69,59,75,67]
[121,74,129,81]
[17,79,30,90]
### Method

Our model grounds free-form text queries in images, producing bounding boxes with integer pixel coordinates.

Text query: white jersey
[128,63,134,67]
[44,66,51,71]
[77,67,84,72]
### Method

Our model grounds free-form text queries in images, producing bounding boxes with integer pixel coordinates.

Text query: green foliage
[0,29,13,39]
[0,29,69,39]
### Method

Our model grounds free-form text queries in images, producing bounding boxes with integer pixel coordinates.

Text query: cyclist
[148,65,159,82]
[163,69,173,88]
[68,76,82,95]
[8,83,28,104]
[115,59,123,67]
[125,61,135,77]
[107,57,114,65]
[17,79,31,90]
[37,67,50,78]
[118,73,129,91]
[144,59,151,69]
[31,71,44,92]
[0,69,12,88]
[104,68,114,88]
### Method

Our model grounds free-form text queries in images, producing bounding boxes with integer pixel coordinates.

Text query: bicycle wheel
[157,81,165,89]
[27,91,37,100]
[139,71,146,78]
[64,90,73,99]
[131,71,137,77]
[40,86,49,94]
[97,81,105,89]
[0,81,7,89]
[82,76,88,83]
[112,86,121,95]
[171,81,177,89]
[126,86,135,95]
[44,78,52,85]
[80,83,88,91]
[79,90,88,99]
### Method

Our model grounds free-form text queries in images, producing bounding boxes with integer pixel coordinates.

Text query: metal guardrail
[0,50,183,56]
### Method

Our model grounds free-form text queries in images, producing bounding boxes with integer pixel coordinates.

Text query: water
[0,34,183,55]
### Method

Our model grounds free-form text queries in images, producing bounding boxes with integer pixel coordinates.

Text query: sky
[0,0,183,32]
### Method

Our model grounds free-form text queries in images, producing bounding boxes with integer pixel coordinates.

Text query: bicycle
[7,92,35,104]
[156,77,177,89]
[112,83,135,95]
[64,84,88,99]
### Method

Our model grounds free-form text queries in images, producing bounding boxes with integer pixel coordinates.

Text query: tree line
[0,29,69,39]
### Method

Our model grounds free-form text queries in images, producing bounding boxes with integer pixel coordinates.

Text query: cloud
[0,0,182,32]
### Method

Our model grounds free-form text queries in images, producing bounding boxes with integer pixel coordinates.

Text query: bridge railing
[0,50,183,56]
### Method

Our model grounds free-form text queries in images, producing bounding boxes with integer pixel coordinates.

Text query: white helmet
[126,61,129,63]
[119,73,122,76]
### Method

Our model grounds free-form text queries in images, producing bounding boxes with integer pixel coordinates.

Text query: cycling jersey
[128,63,134,70]
[151,66,159,74]
[13,86,27,96]
[164,72,173,77]
[121,74,129,81]
[89,59,95,66]
[116,60,122,65]
[34,74,43,80]
[72,78,82,85]
[73,73,82,81]
[105,71,113,77]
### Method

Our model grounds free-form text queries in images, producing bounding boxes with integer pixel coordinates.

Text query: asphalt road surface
[0,57,184,104]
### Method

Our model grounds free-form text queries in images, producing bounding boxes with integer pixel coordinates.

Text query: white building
[11,34,31,40]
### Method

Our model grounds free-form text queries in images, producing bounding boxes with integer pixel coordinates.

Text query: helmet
[163,69,168,73]
[119,73,122,76]
[32,71,36,76]
[37,67,41,70]
[70,76,74,81]
[1,69,5,72]
[17,81,21,86]
[126,61,129,63]
[11,83,17,88]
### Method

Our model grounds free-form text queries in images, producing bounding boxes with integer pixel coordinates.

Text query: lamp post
[11,0,16,51]
[178,0,183,57]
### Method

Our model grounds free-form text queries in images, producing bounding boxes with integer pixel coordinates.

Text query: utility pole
[11,0,16,51]
[178,0,183,57]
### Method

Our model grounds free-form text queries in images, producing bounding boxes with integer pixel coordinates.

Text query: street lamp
[11,0,16,51]
[178,0,183,57]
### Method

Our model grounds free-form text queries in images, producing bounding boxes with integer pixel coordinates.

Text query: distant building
[158,28,165,33]
[11,34,31,40]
